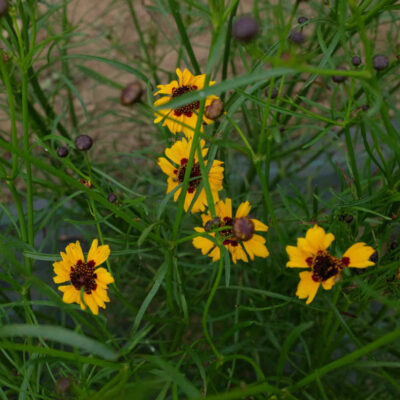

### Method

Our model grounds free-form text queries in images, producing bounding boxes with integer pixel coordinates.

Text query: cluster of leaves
[0,0,400,399]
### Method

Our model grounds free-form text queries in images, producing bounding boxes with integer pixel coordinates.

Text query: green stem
[202,257,224,360]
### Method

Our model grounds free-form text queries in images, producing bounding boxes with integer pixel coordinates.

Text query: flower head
[53,239,114,315]
[153,68,219,138]
[157,137,224,213]
[192,198,269,263]
[286,225,376,304]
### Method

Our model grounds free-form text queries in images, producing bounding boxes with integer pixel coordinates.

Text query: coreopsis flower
[192,198,269,263]
[153,68,219,138]
[286,225,376,304]
[53,240,114,315]
[157,137,224,213]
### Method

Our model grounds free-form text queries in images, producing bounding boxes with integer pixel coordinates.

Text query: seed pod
[108,193,117,203]
[351,56,362,66]
[373,55,389,71]
[232,16,259,42]
[0,0,8,17]
[288,30,306,45]
[233,218,255,241]
[75,135,93,151]
[120,82,143,106]
[390,241,398,250]
[56,147,69,158]
[332,66,348,83]
[298,16,308,24]
[205,99,224,120]
[265,86,278,99]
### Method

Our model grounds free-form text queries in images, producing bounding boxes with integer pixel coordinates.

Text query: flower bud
[351,55,362,66]
[233,217,254,241]
[298,16,308,24]
[56,377,71,394]
[205,99,224,120]
[332,66,348,83]
[205,217,221,232]
[75,135,93,151]
[78,178,92,188]
[108,193,117,203]
[0,0,8,17]
[120,82,143,106]
[288,30,305,45]
[265,86,278,99]
[232,16,259,42]
[373,55,389,71]
[369,251,378,263]
[56,147,69,158]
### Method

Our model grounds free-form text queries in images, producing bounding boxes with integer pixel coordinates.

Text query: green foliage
[0,0,400,399]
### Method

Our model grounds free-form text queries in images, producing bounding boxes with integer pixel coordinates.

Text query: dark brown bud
[265,86,278,99]
[361,104,369,111]
[205,217,221,232]
[75,135,93,151]
[205,98,224,120]
[288,30,306,45]
[232,16,259,42]
[332,66,348,83]
[108,193,117,203]
[56,147,69,158]
[120,82,143,106]
[298,16,308,24]
[351,55,362,66]
[233,217,255,241]
[345,214,353,224]
[390,241,398,250]
[0,0,9,17]
[56,377,71,394]
[373,55,389,71]
[369,251,378,263]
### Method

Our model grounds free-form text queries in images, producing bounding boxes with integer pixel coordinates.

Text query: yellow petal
[189,189,207,214]
[83,293,99,315]
[243,235,269,259]
[235,201,251,218]
[95,267,114,285]
[230,244,248,264]
[322,276,336,290]
[65,241,84,265]
[182,114,199,138]
[192,235,215,255]
[296,271,320,304]
[251,219,268,232]
[216,198,232,219]
[167,177,179,194]
[286,245,312,268]
[87,239,110,267]
[165,137,189,165]
[343,243,376,268]
[154,96,171,107]
[298,225,335,254]
[209,246,221,262]
[190,73,207,89]
[155,80,179,95]
[61,286,79,304]
[158,157,176,176]
[92,290,106,308]
[53,274,70,284]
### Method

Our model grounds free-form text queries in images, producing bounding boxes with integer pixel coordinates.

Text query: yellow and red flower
[53,239,114,315]
[157,137,224,213]
[192,198,269,263]
[153,68,219,138]
[286,225,376,304]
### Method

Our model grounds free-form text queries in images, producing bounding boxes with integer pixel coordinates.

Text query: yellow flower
[192,198,269,263]
[286,225,376,304]
[153,68,219,138]
[157,137,224,213]
[53,239,114,315]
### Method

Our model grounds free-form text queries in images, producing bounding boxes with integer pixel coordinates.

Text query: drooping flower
[157,137,224,213]
[53,239,114,315]
[286,225,376,304]
[153,68,220,138]
[192,198,269,263]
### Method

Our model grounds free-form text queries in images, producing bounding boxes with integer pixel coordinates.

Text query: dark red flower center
[175,158,202,193]
[307,251,348,282]
[172,85,199,117]
[70,259,97,294]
